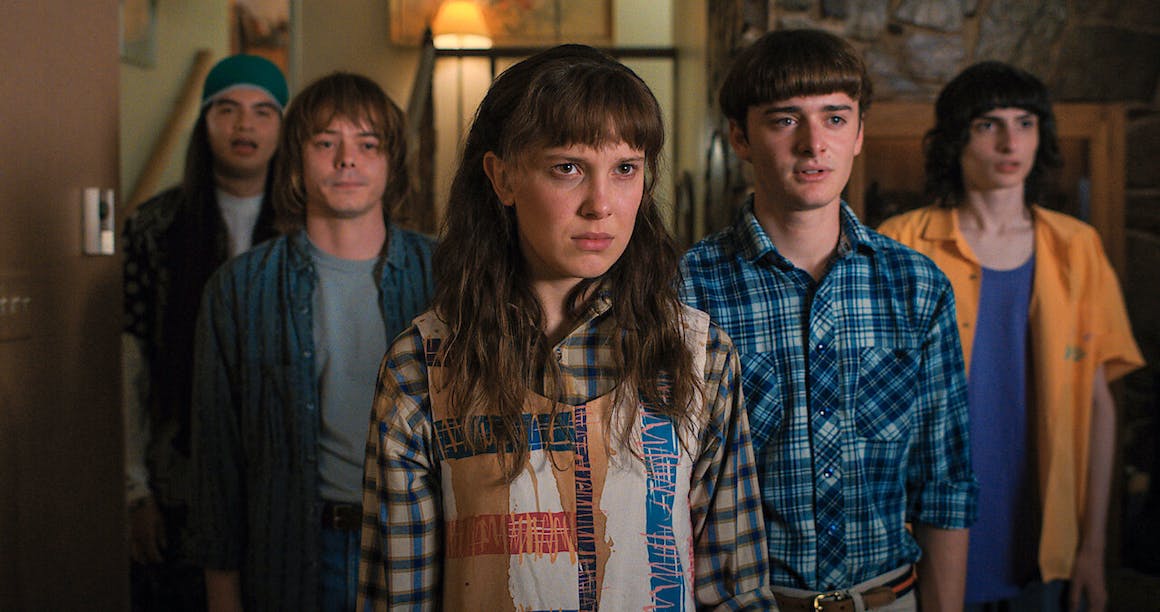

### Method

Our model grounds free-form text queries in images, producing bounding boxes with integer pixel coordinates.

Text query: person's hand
[205,569,245,612]
[128,495,167,564]
[1069,546,1107,612]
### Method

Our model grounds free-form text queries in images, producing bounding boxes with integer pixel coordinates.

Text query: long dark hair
[153,109,278,445]
[432,44,698,480]
[924,61,1062,207]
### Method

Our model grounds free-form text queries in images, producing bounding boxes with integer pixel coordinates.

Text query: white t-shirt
[216,188,263,257]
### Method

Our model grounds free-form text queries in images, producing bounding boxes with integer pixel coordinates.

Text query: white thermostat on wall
[82,187,115,256]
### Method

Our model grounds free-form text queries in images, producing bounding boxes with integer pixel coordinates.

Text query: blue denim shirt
[190,227,435,612]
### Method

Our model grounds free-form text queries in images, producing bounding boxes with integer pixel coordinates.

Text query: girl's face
[484,140,645,300]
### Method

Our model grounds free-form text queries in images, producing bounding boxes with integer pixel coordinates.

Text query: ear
[727,119,752,162]
[853,116,865,157]
[482,151,516,207]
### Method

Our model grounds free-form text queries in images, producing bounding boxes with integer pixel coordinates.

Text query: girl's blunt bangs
[500,63,664,164]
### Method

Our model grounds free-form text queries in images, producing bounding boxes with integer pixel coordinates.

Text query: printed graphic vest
[414,309,710,611]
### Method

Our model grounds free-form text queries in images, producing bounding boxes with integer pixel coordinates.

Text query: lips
[230,138,259,155]
[995,161,1022,173]
[796,167,829,181]
[573,232,614,251]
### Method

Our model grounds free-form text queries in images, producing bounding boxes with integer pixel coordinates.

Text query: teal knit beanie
[201,54,289,111]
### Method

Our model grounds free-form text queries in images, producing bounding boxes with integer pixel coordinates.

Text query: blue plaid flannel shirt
[679,199,977,592]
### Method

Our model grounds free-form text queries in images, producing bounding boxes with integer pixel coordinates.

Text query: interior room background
[1,0,1156,608]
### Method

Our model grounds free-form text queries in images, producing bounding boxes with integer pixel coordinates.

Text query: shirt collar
[290,224,403,274]
[733,195,874,268]
[920,206,959,242]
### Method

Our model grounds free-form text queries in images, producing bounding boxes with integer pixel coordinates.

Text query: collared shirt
[191,227,435,612]
[358,300,774,610]
[680,199,977,591]
[879,204,1144,581]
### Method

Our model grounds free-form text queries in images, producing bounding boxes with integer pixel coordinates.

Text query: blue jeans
[320,525,361,612]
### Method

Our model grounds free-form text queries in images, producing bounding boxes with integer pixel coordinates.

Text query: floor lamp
[431,0,492,137]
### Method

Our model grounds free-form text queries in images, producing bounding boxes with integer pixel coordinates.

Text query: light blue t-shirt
[965,254,1037,603]
[309,239,386,503]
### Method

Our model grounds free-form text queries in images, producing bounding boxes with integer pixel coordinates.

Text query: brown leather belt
[773,567,917,612]
[320,501,362,532]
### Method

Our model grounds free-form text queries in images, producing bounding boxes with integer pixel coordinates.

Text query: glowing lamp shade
[431,1,493,49]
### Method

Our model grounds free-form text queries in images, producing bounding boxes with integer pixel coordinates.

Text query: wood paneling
[0,2,126,609]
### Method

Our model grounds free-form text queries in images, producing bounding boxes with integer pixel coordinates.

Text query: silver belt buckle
[813,591,850,611]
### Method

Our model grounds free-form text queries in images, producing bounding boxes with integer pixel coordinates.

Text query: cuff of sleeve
[908,478,979,529]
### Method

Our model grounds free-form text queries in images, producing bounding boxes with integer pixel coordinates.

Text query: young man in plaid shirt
[681,29,978,611]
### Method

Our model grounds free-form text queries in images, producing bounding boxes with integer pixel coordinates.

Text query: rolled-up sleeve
[905,277,978,529]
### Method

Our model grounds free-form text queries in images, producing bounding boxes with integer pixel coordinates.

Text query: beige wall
[119,1,229,203]
[296,0,421,104]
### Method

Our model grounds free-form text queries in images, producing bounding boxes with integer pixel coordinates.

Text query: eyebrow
[314,128,381,138]
[975,111,1037,122]
[761,103,855,115]
[540,150,645,164]
[211,97,280,112]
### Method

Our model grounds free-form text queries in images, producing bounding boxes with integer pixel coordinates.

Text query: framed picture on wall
[390,0,612,47]
[120,0,157,67]
[230,0,292,74]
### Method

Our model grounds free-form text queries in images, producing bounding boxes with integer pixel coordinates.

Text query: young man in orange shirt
[880,62,1144,611]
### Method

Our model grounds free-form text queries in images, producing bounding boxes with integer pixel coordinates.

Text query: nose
[996,126,1015,152]
[234,108,253,131]
[579,176,612,219]
[796,119,825,156]
[336,141,355,169]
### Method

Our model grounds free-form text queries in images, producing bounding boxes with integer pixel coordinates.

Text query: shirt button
[815,343,825,351]
[827,523,839,535]
[962,321,971,329]
[306,402,315,412]
[303,349,312,358]
[555,348,563,362]
[823,467,836,479]
[818,407,828,417]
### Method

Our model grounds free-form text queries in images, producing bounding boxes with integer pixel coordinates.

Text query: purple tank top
[965,255,1039,603]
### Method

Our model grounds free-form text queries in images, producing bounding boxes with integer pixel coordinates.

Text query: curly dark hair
[273,72,410,233]
[432,44,698,480]
[924,61,1062,207]
[719,28,872,134]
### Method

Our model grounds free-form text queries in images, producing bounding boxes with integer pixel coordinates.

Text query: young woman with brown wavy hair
[358,44,772,611]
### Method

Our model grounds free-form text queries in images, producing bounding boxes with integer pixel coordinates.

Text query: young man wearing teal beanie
[122,53,288,612]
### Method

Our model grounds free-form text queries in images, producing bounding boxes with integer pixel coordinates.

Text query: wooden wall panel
[0,2,126,609]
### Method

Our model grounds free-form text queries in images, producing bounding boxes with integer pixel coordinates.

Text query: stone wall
[708,0,1160,576]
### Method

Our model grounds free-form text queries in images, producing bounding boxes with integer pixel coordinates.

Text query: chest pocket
[853,347,918,441]
[739,351,784,452]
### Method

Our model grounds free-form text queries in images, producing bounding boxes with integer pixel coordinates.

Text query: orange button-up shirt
[879,204,1144,581]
